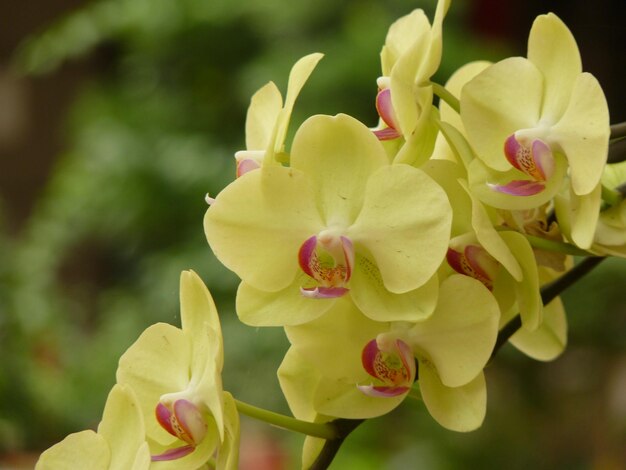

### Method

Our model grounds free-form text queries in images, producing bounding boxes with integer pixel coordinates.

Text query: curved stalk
[490,255,606,359]
[495,228,594,256]
[234,399,338,440]
[431,82,460,114]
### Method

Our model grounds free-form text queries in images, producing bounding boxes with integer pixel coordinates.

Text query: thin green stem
[431,82,460,114]
[495,228,594,256]
[234,399,338,440]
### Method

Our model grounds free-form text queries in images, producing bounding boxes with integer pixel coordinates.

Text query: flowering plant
[37,1,625,468]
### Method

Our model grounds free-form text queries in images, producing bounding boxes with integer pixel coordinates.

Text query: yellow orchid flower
[116,271,239,469]
[374,0,450,141]
[234,53,323,176]
[205,113,452,326]
[280,275,499,432]
[461,13,610,248]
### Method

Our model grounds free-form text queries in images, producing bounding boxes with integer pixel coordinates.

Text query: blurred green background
[0,0,624,468]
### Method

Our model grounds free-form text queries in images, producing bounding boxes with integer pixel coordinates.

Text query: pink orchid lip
[504,134,554,182]
[446,245,496,291]
[488,179,546,196]
[236,158,261,178]
[152,445,195,462]
[300,286,350,299]
[373,88,401,140]
[359,338,415,398]
[156,402,177,437]
[357,383,411,398]
[154,399,208,460]
[297,234,354,298]
[373,127,401,141]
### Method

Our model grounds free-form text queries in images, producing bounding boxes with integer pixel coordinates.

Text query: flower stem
[234,399,338,440]
[309,419,365,470]
[431,82,460,114]
[490,256,606,359]
[495,228,594,256]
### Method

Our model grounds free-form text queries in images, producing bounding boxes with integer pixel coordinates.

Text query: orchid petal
[98,384,151,470]
[291,114,388,227]
[380,9,430,76]
[419,364,486,432]
[116,324,191,445]
[409,275,499,387]
[35,431,110,470]
[204,165,324,292]
[423,0,451,79]
[555,182,602,249]
[461,57,543,172]
[278,347,324,422]
[499,231,542,331]
[182,325,224,440]
[217,393,241,470]
[458,180,523,281]
[285,301,409,419]
[421,159,472,235]
[273,53,324,155]
[350,252,438,322]
[550,72,610,195]
[439,61,491,126]
[285,298,388,381]
[435,120,477,171]
[277,350,330,469]
[313,374,407,419]
[245,82,282,151]
[510,295,567,361]
[180,270,222,367]
[348,164,452,293]
[527,13,582,123]
[393,101,438,167]
[389,31,431,136]
[236,274,336,327]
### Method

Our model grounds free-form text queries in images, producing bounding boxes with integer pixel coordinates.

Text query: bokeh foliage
[1,0,624,467]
